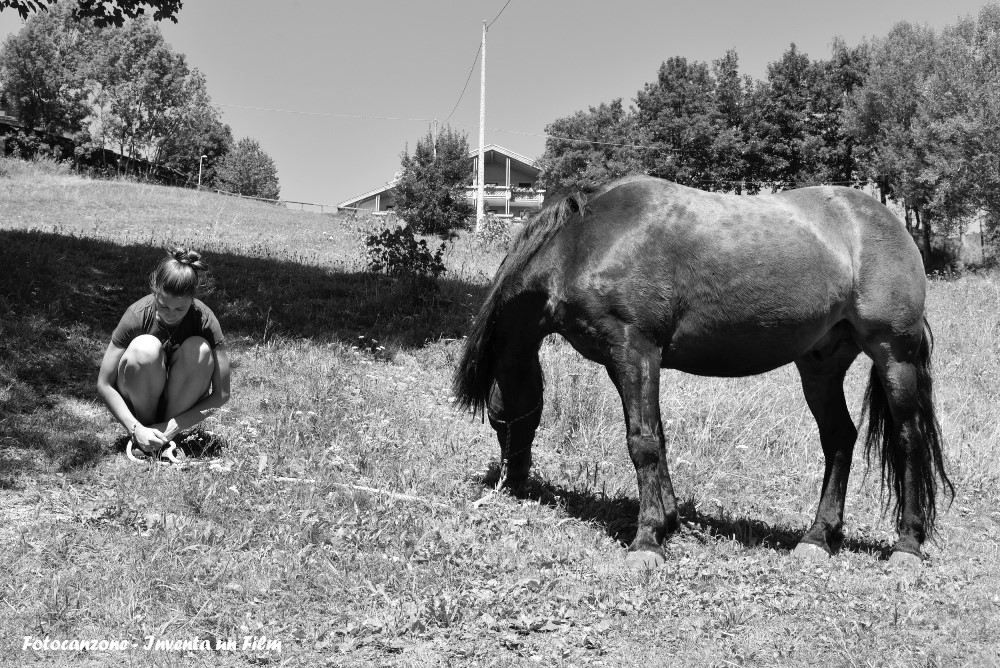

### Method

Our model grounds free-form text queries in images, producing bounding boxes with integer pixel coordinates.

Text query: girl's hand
[133,424,169,453]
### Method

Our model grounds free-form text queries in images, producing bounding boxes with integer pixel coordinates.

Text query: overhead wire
[443,45,481,123]
[216,103,433,124]
[444,0,511,123]
[486,0,511,29]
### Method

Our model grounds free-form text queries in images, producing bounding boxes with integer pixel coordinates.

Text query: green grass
[1,156,999,667]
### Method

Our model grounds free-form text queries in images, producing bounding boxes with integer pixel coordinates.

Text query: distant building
[337,143,544,219]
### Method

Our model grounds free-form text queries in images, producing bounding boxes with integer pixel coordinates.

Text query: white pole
[197,154,207,189]
[477,20,486,233]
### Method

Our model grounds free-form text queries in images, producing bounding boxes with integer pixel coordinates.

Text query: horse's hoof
[888,550,924,568]
[791,542,831,561]
[625,550,664,571]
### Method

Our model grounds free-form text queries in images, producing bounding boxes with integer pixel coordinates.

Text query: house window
[518,182,532,188]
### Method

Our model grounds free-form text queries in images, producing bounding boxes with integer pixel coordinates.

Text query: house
[336,143,545,219]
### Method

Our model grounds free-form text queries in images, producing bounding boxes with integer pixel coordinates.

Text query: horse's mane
[496,175,656,286]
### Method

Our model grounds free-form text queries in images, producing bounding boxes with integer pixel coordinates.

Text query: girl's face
[154,291,193,326]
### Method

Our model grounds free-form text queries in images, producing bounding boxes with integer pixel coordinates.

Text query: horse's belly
[662,317,835,377]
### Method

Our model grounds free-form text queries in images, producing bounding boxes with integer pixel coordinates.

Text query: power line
[486,0,511,29]
[444,0,510,124]
[443,44,481,123]
[216,103,433,124]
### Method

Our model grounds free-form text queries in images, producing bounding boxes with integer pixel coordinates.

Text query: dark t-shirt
[111,294,225,358]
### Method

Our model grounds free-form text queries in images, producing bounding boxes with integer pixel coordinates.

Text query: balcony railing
[462,185,545,204]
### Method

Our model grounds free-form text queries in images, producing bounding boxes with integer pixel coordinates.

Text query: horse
[453,175,952,570]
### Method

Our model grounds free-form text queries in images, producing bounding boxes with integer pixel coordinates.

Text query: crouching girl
[97,247,230,458]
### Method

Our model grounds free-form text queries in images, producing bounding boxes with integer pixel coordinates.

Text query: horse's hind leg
[861,326,952,565]
[604,331,677,569]
[792,334,861,559]
[487,352,543,491]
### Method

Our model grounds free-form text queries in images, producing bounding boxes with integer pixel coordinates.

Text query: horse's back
[535,178,925,375]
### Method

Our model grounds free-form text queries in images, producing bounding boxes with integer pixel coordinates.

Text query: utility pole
[476,19,486,233]
[433,117,438,160]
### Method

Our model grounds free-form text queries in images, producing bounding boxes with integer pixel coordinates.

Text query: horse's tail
[862,318,954,535]
[452,193,585,416]
[452,279,506,417]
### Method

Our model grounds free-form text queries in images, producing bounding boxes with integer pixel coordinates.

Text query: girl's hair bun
[172,247,206,272]
[151,246,210,297]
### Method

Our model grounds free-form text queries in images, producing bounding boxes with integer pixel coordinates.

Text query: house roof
[337,143,539,209]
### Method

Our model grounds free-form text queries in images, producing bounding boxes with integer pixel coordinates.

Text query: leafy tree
[844,22,941,260]
[538,98,645,194]
[744,44,857,189]
[394,124,474,236]
[0,3,95,141]
[710,50,754,192]
[635,56,728,188]
[85,17,187,168]
[81,15,225,181]
[138,67,231,181]
[215,136,280,200]
[0,0,181,27]
[845,23,938,206]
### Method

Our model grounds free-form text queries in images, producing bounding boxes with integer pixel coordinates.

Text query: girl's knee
[173,336,214,368]
[124,334,166,367]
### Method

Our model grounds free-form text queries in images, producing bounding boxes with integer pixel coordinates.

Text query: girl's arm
[96,341,169,451]
[153,347,231,440]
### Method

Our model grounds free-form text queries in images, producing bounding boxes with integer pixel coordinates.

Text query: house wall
[482,162,538,186]
[347,190,395,212]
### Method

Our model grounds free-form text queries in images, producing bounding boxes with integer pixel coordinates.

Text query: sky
[1,0,997,207]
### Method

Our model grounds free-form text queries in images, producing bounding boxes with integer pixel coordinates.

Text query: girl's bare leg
[116,334,167,425]
[163,336,214,420]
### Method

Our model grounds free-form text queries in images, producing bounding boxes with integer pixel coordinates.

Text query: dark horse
[454,176,952,569]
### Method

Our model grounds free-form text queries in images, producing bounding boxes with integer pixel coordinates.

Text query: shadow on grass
[0,229,489,475]
[475,463,894,561]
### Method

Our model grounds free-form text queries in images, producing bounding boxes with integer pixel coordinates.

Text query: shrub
[365,225,447,279]
[476,212,513,252]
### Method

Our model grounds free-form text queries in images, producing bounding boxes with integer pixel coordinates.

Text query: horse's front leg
[487,352,543,492]
[606,335,677,569]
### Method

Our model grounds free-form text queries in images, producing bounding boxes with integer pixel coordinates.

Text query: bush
[365,225,447,279]
[476,212,513,252]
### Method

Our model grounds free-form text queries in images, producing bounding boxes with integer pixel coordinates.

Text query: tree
[79,15,226,180]
[635,56,729,188]
[394,125,474,237]
[743,44,853,190]
[0,3,94,142]
[0,0,181,27]
[537,98,644,194]
[86,17,187,168]
[153,72,232,185]
[215,137,280,200]
[710,50,754,192]
[844,22,941,261]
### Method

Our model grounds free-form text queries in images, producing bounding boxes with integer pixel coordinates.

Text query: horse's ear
[567,192,588,216]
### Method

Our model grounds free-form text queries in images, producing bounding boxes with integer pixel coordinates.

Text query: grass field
[1,157,999,667]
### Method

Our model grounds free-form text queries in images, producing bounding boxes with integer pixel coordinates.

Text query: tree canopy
[215,137,280,201]
[0,0,182,27]
[0,5,237,185]
[394,125,474,237]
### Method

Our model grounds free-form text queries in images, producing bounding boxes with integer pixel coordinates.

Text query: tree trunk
[916,208,932,272]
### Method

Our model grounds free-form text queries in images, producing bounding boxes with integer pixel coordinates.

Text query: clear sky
[0,1,996,206]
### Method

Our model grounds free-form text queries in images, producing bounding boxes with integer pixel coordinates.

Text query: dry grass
[1,156,999,667]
